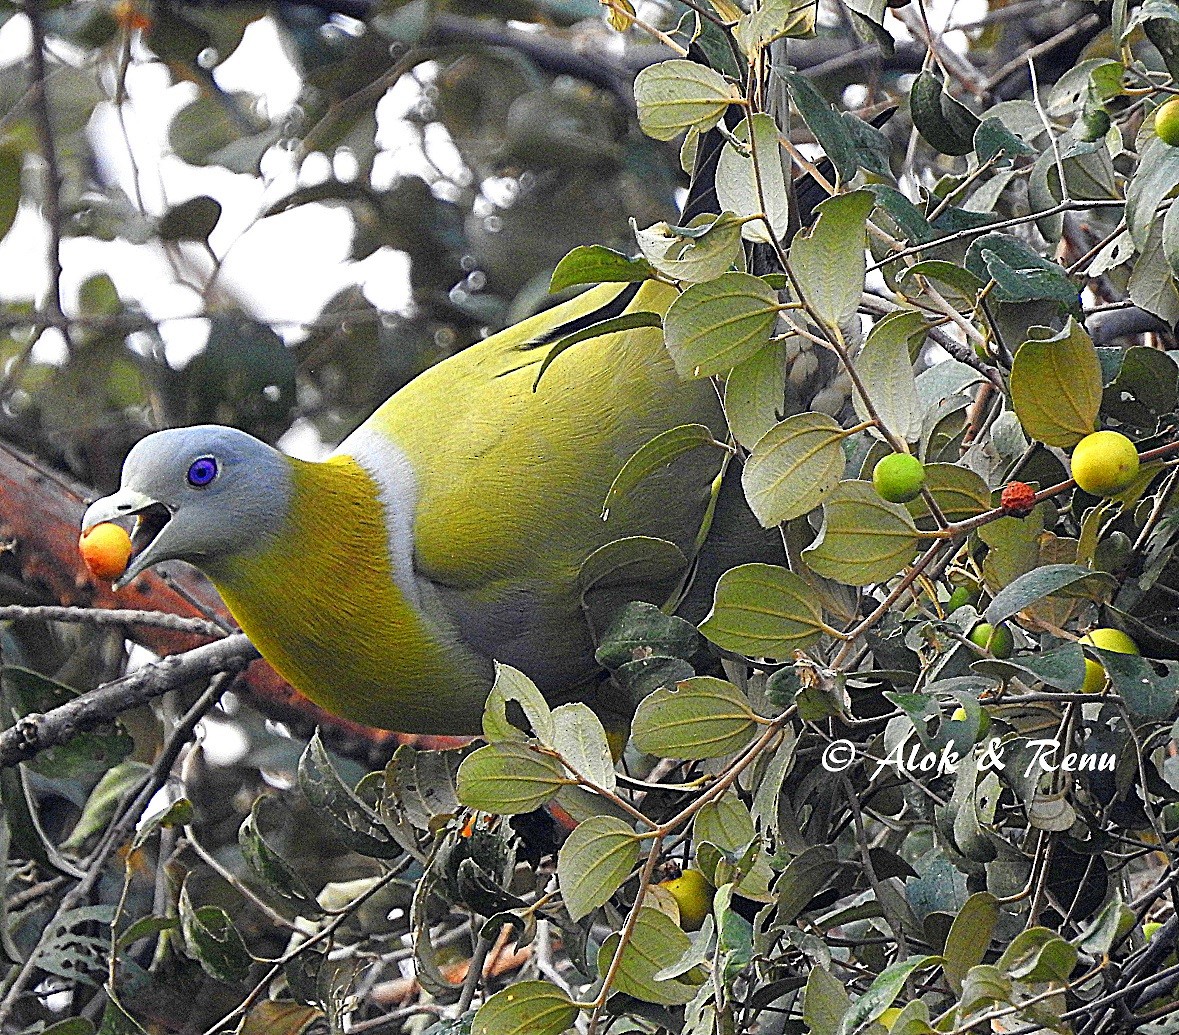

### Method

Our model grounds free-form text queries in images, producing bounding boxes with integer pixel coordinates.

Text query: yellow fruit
[1070,431,1140,497]
[872,453,926,504]
[659,869,714,931]
[969,622,1014,659]
[1157,97,1179,146]
[79,523,133,580]
[1079,627,1139,693]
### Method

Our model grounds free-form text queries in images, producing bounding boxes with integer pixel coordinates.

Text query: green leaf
[603,424,724,517]
[597,908,703,1005]
[959,964,1012,1016]
[779,71,860,182]
[549,245,655,292]
[63,760,150,852]
[911,70,980,156]
[533,312,663,389]
[157,194,222,243]
[664,271,781,378]
[298,732,400,858]
[44,1020,98,1035]
[1103,345,1179,426]
[0,144,22,243]
[1009,320,1102,447]
[974,117,1035,164]
[632,676,758,759]
[964,234,1079,309]
[456,742,567,814]
[633,211,745,283]
[577,536,687,607]
[984,564,1116,626]
[778,845,838,923]
[653,914,716,981]
[179,881,252,984]
[996,926,1077,984]
[804,964,851,1035]
[1127,133,1179,249]
[383,744,463,833]
[168,93,277,174]
[482,662,555,745]
[907,463,990,525]
[694,792,756,853]
[869,184,935,245]
[724,341,788,450]
[802,480,920,586]
[473,980,579,1035]
[972,643,1087,692]
[837,955,939,1035]
[735,0,817,55]
[699,563,825,658]
[1074,895,1131,959]
[551,703,615,792]
[852,310,924,442]
[1101,653,1179,721]
[634,59,737,141]
[1139,2,1179,79]
[595,601,702,669]
[943,892,999,993]
[115,915,179,953]
[239,798,325,917]
[741,411,847,525]
[557,815,640,921]
[789,190,874,328]
[715,113,790,243]
[897,259,984,299]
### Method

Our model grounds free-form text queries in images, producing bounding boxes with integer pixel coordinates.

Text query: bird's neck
[206,454,491,732]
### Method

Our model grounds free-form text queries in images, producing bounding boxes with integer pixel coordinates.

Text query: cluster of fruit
[870,429,1140,506]
[871,428,1143,692]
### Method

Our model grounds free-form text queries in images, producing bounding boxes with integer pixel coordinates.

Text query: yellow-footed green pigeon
[81,279,778,733]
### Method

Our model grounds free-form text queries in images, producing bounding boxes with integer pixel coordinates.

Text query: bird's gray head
[81,425,294,587]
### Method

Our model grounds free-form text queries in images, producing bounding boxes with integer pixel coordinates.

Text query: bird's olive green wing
[360,281,731,684]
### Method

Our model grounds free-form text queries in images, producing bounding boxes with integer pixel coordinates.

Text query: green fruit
[659,869,714,931]
[1157,97,1179,146]
[1071,431,1140,497]
[873,453,926,504]
[946,586,974,613]
[969,622,1014,659]
[1079,627,1139,693]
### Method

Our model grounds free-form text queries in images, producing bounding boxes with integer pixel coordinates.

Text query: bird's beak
[81,489,173,588]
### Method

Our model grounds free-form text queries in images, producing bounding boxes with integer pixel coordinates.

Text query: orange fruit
[79,523,132,580]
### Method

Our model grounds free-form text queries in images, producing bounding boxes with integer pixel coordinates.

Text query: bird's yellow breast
[204,455,493,733]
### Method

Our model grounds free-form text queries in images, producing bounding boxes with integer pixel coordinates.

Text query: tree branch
[0,633,258,768]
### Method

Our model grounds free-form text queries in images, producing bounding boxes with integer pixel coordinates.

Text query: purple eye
[187,456,218,487]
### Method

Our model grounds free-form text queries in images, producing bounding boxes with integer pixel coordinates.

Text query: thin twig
[0,605,228,640]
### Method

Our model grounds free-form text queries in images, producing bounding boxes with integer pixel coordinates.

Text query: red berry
[1000,481,1036,517]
